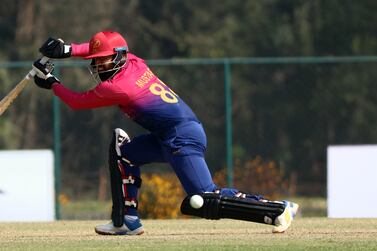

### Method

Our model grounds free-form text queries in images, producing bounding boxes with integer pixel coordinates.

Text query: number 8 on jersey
[149,82,178,104]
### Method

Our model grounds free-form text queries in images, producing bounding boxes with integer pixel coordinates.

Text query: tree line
[1,0,376,197]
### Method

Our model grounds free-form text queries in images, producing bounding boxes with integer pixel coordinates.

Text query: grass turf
[1,218,377,250]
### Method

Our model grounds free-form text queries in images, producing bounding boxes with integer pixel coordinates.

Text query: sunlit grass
[1,218,377,251]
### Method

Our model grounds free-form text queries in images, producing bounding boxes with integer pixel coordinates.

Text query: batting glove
[32,58,60,89]
[39,37,71,58]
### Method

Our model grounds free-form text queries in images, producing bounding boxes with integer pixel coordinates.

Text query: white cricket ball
[190,195,204,209]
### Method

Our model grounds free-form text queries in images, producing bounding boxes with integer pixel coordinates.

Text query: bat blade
[0,77,31,116]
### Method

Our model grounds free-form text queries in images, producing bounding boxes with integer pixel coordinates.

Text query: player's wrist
[51,82,61,88]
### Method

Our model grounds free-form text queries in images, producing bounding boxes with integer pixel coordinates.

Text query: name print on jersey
[136,68,154,88]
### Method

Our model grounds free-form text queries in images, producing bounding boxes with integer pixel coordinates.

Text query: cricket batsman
[32,31,299,235]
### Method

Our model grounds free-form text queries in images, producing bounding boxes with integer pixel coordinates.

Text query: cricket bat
[0,57,49,116]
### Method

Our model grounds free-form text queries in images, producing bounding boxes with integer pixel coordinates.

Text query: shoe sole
[95,228,144,236]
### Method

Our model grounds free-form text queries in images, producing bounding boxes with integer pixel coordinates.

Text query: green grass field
[1,218,377,250]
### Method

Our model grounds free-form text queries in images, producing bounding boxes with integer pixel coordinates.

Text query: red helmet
[84,31,128,59]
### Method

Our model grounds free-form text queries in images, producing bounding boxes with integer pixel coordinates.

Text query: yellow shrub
[213,155,291,200]
[138,155,292,218]
[138,173,185,219]
[59,193,70,205]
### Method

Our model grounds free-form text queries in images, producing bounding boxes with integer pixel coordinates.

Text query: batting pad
[181,193,285,225]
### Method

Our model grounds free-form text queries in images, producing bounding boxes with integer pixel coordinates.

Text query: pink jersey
[52,43,198,136]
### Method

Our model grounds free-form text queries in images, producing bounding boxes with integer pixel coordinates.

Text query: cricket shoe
[272,200,299,233]
[95,216,144,235]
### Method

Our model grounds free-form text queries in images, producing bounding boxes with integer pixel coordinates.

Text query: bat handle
[39,56,49,65]
[26,56,50,79]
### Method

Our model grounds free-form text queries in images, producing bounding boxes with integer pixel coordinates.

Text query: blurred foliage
[139,173,185,219]
[213,155,292,200]
[1,0,377,199]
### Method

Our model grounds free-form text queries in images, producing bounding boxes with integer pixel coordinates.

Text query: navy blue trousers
[119,121,260,216]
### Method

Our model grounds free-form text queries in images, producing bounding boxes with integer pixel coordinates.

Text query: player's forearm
[71,43,90,57]
[52,83,113,109]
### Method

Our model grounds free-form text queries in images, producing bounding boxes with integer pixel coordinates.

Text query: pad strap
[118,161,140,209]
[122,175,142,188]
[125,198,138,208]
